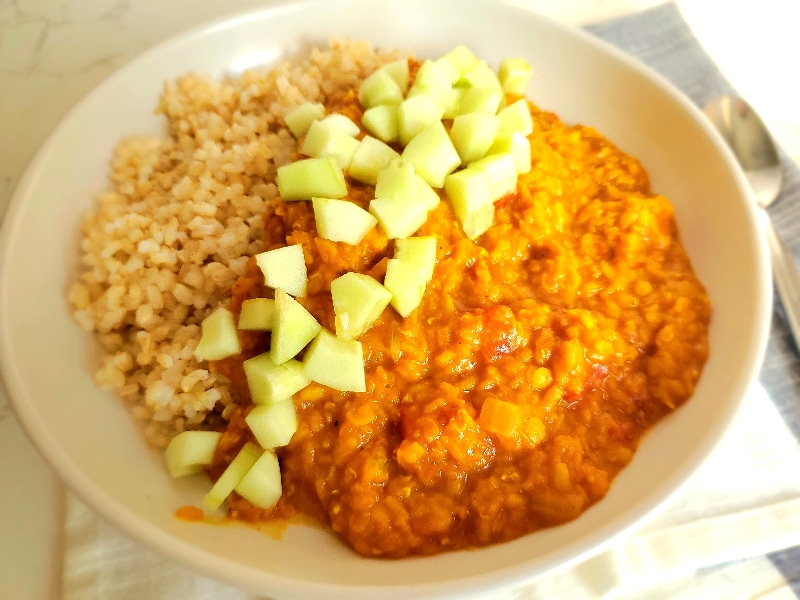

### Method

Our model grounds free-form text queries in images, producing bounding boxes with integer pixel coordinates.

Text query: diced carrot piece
[479,397,522,438]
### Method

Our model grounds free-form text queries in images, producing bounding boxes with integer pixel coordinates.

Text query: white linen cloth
[61,383,800,599]
[60,3,800,598]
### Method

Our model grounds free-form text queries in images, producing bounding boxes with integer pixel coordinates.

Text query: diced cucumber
[243,353,310,405]
[194,307,241,361]
[254,244,307,298]
[203,442,261,511]
[164,430,222,478]
[270,289,322,365]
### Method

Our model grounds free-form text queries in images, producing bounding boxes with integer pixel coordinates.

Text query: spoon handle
[764,215,800,349]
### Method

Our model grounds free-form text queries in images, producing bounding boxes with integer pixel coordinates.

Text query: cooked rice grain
[69,39,401,447]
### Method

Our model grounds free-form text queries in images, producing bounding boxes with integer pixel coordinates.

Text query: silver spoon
[704,95,800,347]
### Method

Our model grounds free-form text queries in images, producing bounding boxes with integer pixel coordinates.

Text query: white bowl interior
[0,1,771,598]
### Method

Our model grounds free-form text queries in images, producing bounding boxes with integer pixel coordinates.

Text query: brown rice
[68,39,402,447]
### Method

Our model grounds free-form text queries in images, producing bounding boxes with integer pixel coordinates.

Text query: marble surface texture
[1,0,799,598]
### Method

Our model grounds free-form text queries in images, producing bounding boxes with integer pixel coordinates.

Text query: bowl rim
[0,0,773,597]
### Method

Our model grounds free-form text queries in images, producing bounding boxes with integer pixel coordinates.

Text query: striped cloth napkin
[62,3,800,598]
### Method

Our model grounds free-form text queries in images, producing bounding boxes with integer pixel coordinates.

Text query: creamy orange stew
[209,84,710,558]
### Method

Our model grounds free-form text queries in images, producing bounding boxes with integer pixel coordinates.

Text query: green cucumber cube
[331,272,393,340]
[194,307,241,361]
[362,104,399,143]
[401,121,461,188]
[243,353,310,405]
[487,132,532,174]
[348,136,401,185]
[312,197,378,245]
[204,442,261,511]
[254,244,307,298]
[245,401,298,449]
[459,60,502,92]
[375,159,417,200]
[384,258,429,318]
[457,86,503,116]
[470,153,518,200]
[238,298,275,331]
[164,430,221,478]
[444,167,495,240]
[277,157,347,201]
[369,196,430,239]
[359,68,404,108]
[233,449,282,510]
[319,113,360,137]
[415,175,441,210]
[302,329,366,392]
[497,98,534,136]
[450,113,501,164]
[435,46,479,83]
[397,95,446,146]
[498,57,533,95]
[300,120,360,170]
[381,59,410,94]
[285,102,325,138]
[394,236,437,282]
[270,289,322,364]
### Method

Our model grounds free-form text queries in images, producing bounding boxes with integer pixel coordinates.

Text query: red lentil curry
[210,63,710,558]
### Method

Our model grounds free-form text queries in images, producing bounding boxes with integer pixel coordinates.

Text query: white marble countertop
[2,1,800,598]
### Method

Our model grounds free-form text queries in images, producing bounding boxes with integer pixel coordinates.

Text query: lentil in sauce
[211,73,710,558]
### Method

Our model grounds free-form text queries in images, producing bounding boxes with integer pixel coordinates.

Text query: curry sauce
[210,94,710,558]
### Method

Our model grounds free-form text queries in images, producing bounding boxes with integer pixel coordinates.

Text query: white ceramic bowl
[0,0,772,598]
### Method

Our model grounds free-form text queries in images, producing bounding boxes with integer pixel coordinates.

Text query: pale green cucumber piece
[312,197,378,245]
[204,442,261,511]
[498,57,533,95]
[457,86,503,116]
[300,120,360,169]
[470,153,518,200]
[245,401,298,449]
[487,132,532,174]
[164,430,222,478]
[243,353,310,405]
[369,196,429,240]
[319,113,361,137]
[238,298,275,331]
[285,102,325,138]
[459,60,503,92]
[394,236,437,282]
[233,449,282,510]
[411,60,452,91]
[331,272,393,341]
[450,113,501,164]
[358,68,404,107]
[384,258,429,318]
[194,307,241,361]
[435,45,479,83]
[407,83,463,119]
[444,167,495,240]
[303,329,366,392]
[397,95,446,146]
[270,289,322,364]
[401,121,461,188]
[497,98,534,136]
[254,244,307,298]
[348,136,401,185]
[381,59,410,94]
[277,157,347,201]
[415,175,441,210]
[362,104,399,143]
[375,159,417,200]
